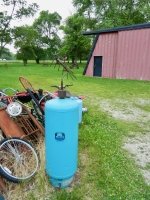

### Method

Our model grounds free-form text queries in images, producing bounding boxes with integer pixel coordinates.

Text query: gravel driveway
[95,97,150,185]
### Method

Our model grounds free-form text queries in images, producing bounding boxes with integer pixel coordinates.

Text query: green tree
[72,0,100,30]
[14,25,50,64]
[33,11,62,58]
[15,46,36,66]
[73,0,150,29]
[60,14,92,64]
[0,0,39,57]
[99,0,150,28]
[32,46,46,64]
[14,25,37,65]
[0,47,14,60]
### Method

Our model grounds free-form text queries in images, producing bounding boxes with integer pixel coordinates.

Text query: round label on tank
[55,132,65,141]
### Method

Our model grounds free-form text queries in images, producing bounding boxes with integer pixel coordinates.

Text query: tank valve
[58,90,66,99]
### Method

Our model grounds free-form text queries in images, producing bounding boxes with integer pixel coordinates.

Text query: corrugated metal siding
[85,27,150,80]
[85,57,94,76]
[116,28,150,80]
[142,29,150,80]
[85,32,118,77]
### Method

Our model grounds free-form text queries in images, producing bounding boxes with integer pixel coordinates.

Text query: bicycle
[0,137,39,183]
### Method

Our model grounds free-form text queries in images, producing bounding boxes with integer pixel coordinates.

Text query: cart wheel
[0,137,39,183]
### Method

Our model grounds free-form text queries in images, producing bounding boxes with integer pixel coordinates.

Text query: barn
[83,23,150,81]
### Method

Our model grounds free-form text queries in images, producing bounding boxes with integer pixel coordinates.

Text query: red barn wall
[85,28,150,80]
[116,29,150,80]
[86,32,118,78]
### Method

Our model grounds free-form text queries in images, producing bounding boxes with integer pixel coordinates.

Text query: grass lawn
[0,61,150,200]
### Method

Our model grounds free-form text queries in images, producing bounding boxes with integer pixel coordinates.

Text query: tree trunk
[36,58,40,64]
[72,58,75,64]
[23,59,27,66]
[80,57,82,63]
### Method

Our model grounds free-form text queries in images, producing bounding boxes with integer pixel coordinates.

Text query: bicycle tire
[0,137,39,183]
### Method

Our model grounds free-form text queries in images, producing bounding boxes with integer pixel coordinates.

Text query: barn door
[93,56,102,77]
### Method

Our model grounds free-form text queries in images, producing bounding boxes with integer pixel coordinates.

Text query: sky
[1,0,75,53]
[23,0,75,25]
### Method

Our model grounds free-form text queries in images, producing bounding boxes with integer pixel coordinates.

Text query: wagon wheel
[19,76,36,92]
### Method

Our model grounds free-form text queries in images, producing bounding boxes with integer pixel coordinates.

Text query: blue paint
[71,97,83,123]
[0,192,4,200]
[45,98,79,188]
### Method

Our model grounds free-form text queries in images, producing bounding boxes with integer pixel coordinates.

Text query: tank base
[50,176,74,188]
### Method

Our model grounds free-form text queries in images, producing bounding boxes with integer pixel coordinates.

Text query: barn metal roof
[83,22,150,35]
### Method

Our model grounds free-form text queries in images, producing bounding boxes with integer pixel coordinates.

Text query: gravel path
[95,97,150,185]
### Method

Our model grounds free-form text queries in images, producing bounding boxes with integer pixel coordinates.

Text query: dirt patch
[98,98,150,130]
[123,134,150,185]
[92,97,150,185]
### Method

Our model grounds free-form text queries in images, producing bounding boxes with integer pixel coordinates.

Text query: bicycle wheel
[0,137,39,183]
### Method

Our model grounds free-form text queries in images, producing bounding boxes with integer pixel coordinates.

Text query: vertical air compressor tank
[45,97,79,188]
[71,97,83,123]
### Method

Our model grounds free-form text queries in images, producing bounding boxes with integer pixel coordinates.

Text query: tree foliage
[33,11,62,58]
[14,25,37,65]
[15,46,36,66]
[0,0,39,57]
[73,0,150,29]
[0,47,14,60]
[60,14,92,63]
[14,25,38,47]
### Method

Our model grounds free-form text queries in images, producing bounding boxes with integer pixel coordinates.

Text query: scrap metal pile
[0,75,87,193]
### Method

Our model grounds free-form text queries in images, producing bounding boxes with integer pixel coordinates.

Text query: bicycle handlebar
[51,84,73,89]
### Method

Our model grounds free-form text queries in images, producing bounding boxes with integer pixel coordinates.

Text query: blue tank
[45,97,79,188]
[71,97,83,123]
